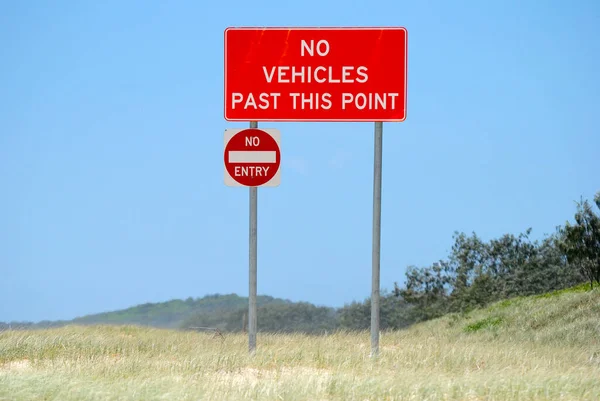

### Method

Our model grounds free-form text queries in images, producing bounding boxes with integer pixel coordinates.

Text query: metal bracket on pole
[249,121,258,355]
[371,121,383,358]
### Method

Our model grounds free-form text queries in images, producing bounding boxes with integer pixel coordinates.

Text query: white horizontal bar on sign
[228,151,277,163]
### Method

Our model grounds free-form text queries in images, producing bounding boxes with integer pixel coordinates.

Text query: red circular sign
[224,128,281,187]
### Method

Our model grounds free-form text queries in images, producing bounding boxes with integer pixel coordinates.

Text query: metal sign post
[371,121,383,357]
[249,121,258,355]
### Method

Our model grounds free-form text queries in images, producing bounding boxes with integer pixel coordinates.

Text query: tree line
[184,192,599,333]
[3,192,598,334]
[392,192,599,324]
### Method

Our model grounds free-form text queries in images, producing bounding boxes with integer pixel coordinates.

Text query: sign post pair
[224,27,407,356]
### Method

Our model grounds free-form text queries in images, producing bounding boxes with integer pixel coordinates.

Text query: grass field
[1,285,599,401]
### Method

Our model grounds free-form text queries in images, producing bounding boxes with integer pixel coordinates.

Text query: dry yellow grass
[1,286,599,400]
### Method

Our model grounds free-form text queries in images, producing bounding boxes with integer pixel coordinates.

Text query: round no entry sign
[224,128,281,187]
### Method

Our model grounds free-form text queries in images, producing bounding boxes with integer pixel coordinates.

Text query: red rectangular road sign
[224,27,407,122]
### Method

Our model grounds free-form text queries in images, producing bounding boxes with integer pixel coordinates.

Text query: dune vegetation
[1,284,599,401]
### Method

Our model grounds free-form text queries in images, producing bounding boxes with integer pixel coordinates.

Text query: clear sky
[1,1,598,322]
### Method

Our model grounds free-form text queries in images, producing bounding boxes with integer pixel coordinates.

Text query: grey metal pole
[249,121,258,355]
[371,121,383,357]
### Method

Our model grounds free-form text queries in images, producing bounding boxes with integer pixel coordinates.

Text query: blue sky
[1,1,598,322]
